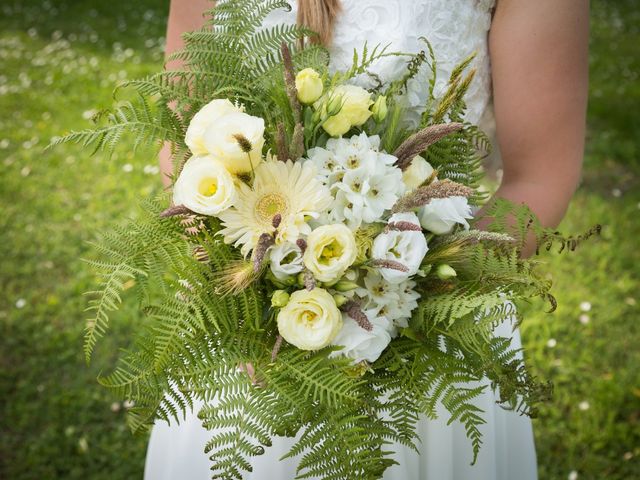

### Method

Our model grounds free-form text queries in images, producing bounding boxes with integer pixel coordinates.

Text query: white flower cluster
[305,133,405,230]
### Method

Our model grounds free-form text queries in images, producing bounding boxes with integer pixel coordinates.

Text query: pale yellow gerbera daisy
[218,159,332,257]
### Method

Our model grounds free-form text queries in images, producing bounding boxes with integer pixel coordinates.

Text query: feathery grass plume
[272,213,282,229]
[370,259,410,273]
[160,204,193,218]
[213,258,260,297]
[252,232,275,272]
[394,123,464,170]
[290,122,305,161]
[232,133,253,153]
[303,268,316,291]
[424,230,517,264]
[296,238,307,254]
[271,334,284,362]
[342,300,373,331]
[281,42,302,124]
[392,179,474,213]
[276,122,289,161]
[384,221,422,233]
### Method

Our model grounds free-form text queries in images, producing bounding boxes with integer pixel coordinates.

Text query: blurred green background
[0,1,638,479]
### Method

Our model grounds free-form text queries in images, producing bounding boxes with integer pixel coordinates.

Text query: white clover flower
[419,196,473,235]
[269,242,304,281]
[372,212,428,283]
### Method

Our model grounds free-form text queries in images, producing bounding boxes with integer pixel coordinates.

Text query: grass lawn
[1,1,638,479]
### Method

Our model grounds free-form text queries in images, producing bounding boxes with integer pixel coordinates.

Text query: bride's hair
[297,0,341,46]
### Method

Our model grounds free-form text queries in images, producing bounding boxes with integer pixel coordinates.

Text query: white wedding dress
[144,1,538,479]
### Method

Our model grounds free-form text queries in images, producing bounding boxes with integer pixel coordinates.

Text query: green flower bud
[371,95,388,123]
[333,280,359,292]
[436,264,457,280]
[271,290,290,308]
[332,293,348,307]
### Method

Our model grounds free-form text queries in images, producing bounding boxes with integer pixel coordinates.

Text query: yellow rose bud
[276,288,343,350]
[271,290,290,308]
[320,85,373,137]
[295,68,324,105]
[371,95,388,123]
[303,224,357,283]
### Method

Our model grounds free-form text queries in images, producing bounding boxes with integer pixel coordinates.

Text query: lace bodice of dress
[264,0,496,127]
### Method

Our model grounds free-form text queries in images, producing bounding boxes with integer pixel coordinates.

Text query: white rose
[201,111,265,174]
[185,99,243,157]
[372,212,428,283]
[269,242,304,281]
[303,224,357,283]
[402,155,434,190]
[330,312,392,363]
[320,85,373,137]
[419,196,473,235]
[277,288,343,350]
[173,156,236,216]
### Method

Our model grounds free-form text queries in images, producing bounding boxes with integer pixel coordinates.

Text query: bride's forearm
[159,0,211,187]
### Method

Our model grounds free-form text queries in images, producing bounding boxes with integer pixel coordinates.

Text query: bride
[147,0,589,478]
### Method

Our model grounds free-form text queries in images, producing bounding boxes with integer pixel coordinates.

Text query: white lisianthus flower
[320,85,373,137]
[295,68,324,105]
[402,155,434,190]
[201,111,265,175]
[277,288,343,350]
[419,196,473,235]
[269,242,304,281]
[330,311,392,363]
[372,212,428,283]
[185,99,243,157]
[172,156,236,216]
[304,224,357,283]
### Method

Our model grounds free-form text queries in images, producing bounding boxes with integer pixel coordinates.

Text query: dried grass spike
[342,301,373,331]
[394,123,463,170]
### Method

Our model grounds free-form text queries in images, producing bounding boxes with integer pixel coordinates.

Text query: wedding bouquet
[52,1,599,478]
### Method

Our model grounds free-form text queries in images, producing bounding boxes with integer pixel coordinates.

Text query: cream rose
[185,99,243,157]
[276,288,343,350]
[201,111,265,175]
[303,224,357,283]
[295,68,324,105]
[321,85,373,137]
[173,156,236,216]
[402,155,434,190]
